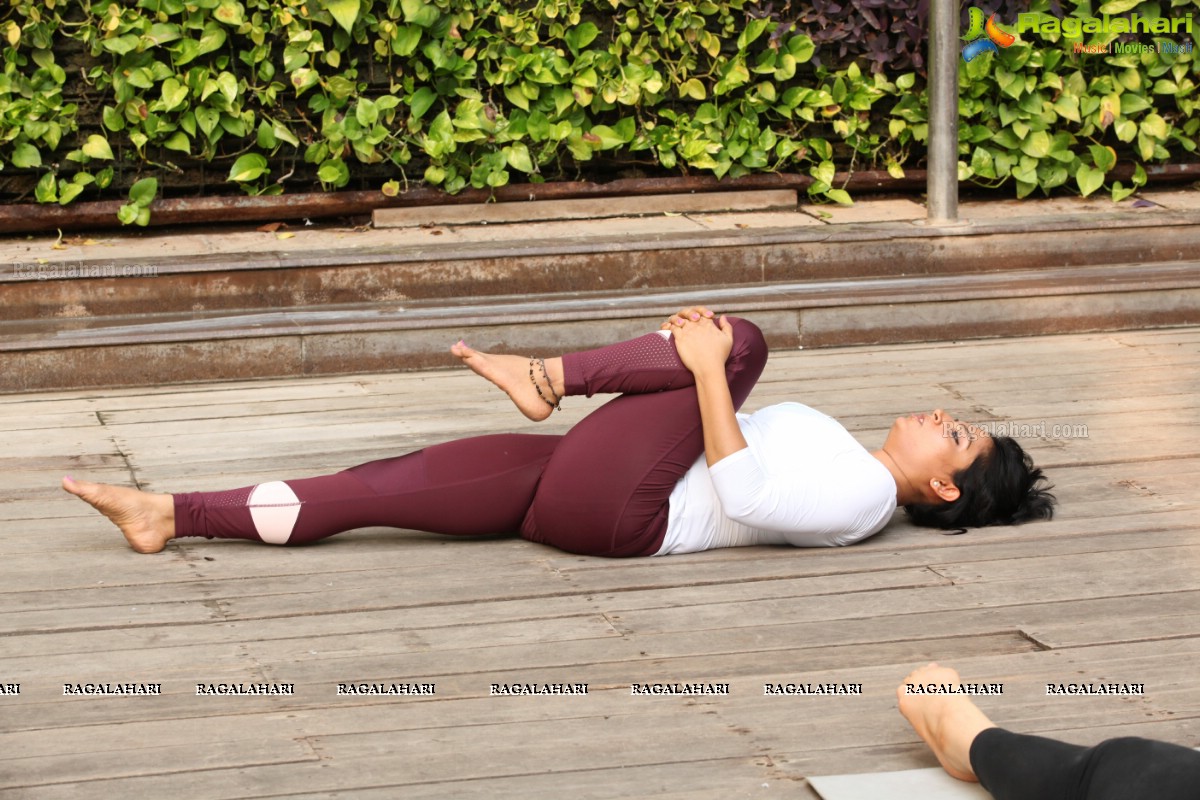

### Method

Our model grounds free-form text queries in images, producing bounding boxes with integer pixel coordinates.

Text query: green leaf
[160,78,189,112]
[1052,95,1080,123]
[408,87,437,121]
[102,34,140,55]
[1139,113,1169,140]
[195,106,221,137]
[228,154,269,182]
[1098,0,1143,13]
[117,203,141,225]
[198,24,227,56]
[1075,164,1104,197]
[1089,144,1117,172]
[787,35,815,63]
[214,0,245,27]
[737,18,771,51]
[102,106,126,132]
[317,157,350,186]
[11,143,41,169]
[1120,93,1152,115]
[273,124,300,147]
[129,178,158,208]
[1020,131,1051,159]
[217,72,239,105]
[400,0,439,27]
[257,120,277,149]
[146,23,182,47]
[58,182,85,206]
[35,172,57,203]
[163,132,191,153]
[504,84,530,111]
[1111,181,1136,202]
[290,68,320,96]
[824,188,853,205]
[811,160,835,186]
[322,0,361,34]
[82,135,114,160]
[327,76,357,101]
[564,22,599,53]
[679,79,706,100]
[391,24,422,55]
[587,125,627,150]
[424,164,445,184]
[505,143,534,173]
[356,98,379,127]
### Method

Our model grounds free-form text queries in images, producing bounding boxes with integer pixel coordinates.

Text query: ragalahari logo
[962,7,1016,61]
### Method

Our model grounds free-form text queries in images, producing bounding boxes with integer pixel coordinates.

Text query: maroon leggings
[173,319,767,557]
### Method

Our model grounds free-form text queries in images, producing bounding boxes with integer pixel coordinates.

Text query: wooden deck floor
[2,327,1199,799]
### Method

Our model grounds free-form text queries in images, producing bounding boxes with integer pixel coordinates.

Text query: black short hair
[904,436,1055,530]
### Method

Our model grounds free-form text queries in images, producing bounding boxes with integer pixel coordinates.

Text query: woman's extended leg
[65,434,560,551]
[520,318,768,556]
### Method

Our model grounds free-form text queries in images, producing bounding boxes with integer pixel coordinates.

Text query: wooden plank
[3,325,1200,799]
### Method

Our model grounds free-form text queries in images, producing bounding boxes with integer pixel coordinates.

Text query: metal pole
[927,0,960,224]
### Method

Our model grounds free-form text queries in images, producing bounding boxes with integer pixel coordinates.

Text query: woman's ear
[931,478,960,503]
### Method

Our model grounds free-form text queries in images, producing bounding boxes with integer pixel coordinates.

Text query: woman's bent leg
[969,728,1087,799]
[521,319,767,556]
[969,729,1200,800]
[174,434,560,544]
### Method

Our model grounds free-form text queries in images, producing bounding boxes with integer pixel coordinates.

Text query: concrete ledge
[4,210,1199,321]
[3,261,1197,392]
[373,189,800,227]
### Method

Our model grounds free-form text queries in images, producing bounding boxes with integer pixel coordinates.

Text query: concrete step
[3,259,1198,392]
[4,201,1199,321]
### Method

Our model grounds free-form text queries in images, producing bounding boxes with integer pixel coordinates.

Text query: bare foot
[897,662,997,782]
[62,476,176,554]
[451,341,564,422]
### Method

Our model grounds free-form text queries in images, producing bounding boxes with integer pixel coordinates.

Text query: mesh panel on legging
[563,330,694,397]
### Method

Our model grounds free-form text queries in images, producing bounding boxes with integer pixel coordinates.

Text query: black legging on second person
[971,728,1200,800]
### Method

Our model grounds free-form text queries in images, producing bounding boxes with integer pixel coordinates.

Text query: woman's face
[884,409,993,502]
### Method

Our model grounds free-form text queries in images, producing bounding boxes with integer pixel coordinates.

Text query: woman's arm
[670,314,749,466]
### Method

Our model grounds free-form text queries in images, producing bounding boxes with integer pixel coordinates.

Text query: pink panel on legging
[246,481,302,544]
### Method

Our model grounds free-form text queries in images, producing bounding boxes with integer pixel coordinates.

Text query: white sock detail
[247,481,301,544]
[654,329,672,339]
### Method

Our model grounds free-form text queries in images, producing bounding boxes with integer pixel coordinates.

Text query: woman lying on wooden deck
[64,307,1055,557]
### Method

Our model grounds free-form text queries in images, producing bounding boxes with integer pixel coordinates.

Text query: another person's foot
[451,341,564,422]
[897,662,997,783]
[62,477,176,554]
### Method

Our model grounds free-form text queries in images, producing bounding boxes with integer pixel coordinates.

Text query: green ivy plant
[894,0,1197,202]
[0,0,1195,225]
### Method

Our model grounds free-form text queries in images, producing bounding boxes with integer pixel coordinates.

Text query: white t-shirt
[655,402,897,555]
